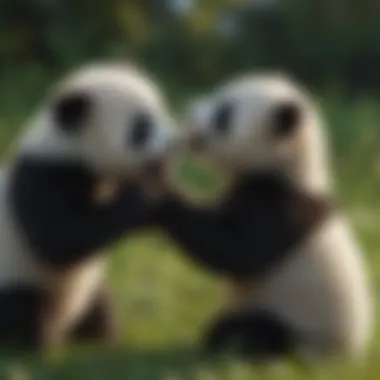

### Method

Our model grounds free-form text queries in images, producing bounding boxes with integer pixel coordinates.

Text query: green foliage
[1,0,380,94]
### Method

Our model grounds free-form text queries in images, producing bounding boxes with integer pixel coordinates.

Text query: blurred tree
[0,0,379,98]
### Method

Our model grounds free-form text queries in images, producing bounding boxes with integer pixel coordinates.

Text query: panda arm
[15,186,154,268]
[158,196,261,278]
[158,189,330,279]
[10,162,156,268]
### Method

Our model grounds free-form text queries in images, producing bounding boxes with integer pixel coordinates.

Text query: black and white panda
[158,73,373,361]
[0,62,175,349]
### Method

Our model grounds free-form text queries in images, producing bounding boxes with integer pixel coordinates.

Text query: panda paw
[202,310,296,360]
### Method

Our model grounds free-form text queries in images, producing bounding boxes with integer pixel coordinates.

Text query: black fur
[130,113,153,147]
[9,155,156,269]
[0,286,45,349]
[272,102,301,137]
[159,172,330,279]
[53,92,91,132]
[204,309,296,359]
[213,102,234,135]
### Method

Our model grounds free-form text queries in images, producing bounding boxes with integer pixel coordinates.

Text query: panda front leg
[69,287,119,345]
[203,309,297,361]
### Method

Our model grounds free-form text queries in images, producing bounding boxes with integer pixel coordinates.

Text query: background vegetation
[1,0,380,378]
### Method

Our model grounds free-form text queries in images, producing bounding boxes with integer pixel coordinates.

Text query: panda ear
[272,101,301,137]
[53,92,91,132]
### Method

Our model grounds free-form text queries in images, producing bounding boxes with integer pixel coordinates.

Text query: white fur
[0,169,108,345]
[188,73,373,359]
[188,73,330,193]
[0,62,175,346]
[19,62,175,175]
[225,214,372,358]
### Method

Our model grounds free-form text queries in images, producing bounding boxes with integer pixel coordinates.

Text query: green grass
[1,91,380,379]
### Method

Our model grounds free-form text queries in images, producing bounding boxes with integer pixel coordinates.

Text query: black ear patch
[53,92,91,132]
[272,102,301,137]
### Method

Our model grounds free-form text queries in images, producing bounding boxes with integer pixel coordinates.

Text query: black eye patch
[129,113,152,148]
[272,102,301,137]
[213,102,234,135]
[53,92,91,132]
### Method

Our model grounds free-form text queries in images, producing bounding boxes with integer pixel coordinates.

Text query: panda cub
[0,62,175,349]
[159,73,373,360]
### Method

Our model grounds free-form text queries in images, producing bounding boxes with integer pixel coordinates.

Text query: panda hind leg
[0,285,45,350]
[70,288,119,345]
[203,309,297,361]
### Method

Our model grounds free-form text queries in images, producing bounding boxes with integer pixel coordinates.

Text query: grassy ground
[0,89,380,379]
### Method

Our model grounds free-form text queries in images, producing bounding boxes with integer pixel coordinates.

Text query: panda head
[19,62,177,179]
[186,73,330,192]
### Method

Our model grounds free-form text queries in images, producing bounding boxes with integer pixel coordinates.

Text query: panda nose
[188,131,207,152]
